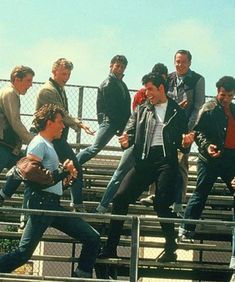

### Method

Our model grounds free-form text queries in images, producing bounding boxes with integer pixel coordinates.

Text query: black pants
[106,146,178,253]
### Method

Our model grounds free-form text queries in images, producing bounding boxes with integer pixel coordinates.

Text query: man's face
[145,81,162,105]
[14,74,33,95]
[52,65,71,87]
[49,113,65,139]
[110,62,126,79]
[217,87,235,108]
[174,53,191,76]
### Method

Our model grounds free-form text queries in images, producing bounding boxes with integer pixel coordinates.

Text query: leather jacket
[125,98,189,165]
[194,98,235,162]
[96,73,131,134]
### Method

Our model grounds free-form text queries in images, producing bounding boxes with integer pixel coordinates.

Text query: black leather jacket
[96,73,131,134]
[194,98,235,162]
[125,98,189,165]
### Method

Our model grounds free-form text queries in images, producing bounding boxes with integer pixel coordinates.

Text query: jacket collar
[145,98,178,122]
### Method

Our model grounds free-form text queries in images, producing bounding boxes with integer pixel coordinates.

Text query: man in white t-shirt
[98,73,193,275]
[0,104,100,278]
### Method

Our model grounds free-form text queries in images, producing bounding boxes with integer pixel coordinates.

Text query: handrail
[0,206,234,282]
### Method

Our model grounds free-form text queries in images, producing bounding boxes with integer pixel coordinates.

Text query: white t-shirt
[151,101,168,147]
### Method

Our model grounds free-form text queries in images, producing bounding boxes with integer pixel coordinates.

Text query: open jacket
[96,73,131,134]
[168,70,205,131]
[194,98,235,163]
[0,84,33,154]
[125,98,189,165]
[36,79,82,140]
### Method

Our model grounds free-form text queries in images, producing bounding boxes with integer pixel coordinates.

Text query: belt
[32,190,60,202]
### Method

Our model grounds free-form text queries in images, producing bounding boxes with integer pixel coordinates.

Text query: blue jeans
[53,138,84,206]
[0,190,100,274]
[174,152,189,204]
[230,205,235,268]
[0,145,20,173]
[76,121,117,165]
[97,146,135,211]
[232,207,235,257]
[182,150,235,233]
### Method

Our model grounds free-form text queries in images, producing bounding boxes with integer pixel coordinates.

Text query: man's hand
[231,178,235,189]
[80,123,95,135]
[182,132,195,148]
[63,159,77,178]
[207,144,221,158]
[118,132,129,148]
[179,99,188,109]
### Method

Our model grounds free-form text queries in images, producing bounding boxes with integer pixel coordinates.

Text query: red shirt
[224,107,235,149]
[132,88,147,111]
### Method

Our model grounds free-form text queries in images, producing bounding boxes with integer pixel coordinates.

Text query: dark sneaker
[73,268,92,278]
[140,195,155,206]
[156,250,177,263]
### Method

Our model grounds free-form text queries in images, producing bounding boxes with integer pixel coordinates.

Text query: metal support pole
[70,242,76,277]
[130,216,140,282]
[76,86,84,152]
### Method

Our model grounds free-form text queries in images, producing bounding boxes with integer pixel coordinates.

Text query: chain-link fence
[1,79,232,282]
[0,79,206,154]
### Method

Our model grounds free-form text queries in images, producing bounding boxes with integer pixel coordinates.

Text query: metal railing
[0,207,234,282]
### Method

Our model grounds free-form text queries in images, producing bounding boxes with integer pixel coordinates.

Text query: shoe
[140,195,155,206]
[95,264,109,279]
[173,203,184,213]
[177,234,194,243]
[73,268,92,278]
[156,250,177,263]
[71,203,87,213]
[96,204,108,214]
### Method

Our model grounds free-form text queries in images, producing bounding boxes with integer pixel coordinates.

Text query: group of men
[0,50,234,278]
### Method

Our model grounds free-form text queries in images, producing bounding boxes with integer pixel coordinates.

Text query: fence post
[130,216,140,282]
[76,86,84,151]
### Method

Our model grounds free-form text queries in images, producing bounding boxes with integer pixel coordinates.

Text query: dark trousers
[0,190,100,273]
[105,146,178,254]
[183,149,235,232]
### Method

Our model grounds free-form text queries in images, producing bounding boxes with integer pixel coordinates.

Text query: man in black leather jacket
[99,73,193,267]
[178,76,235,251]
[76,55,131,165]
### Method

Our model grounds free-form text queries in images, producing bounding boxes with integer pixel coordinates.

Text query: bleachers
[0,146,234,281]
